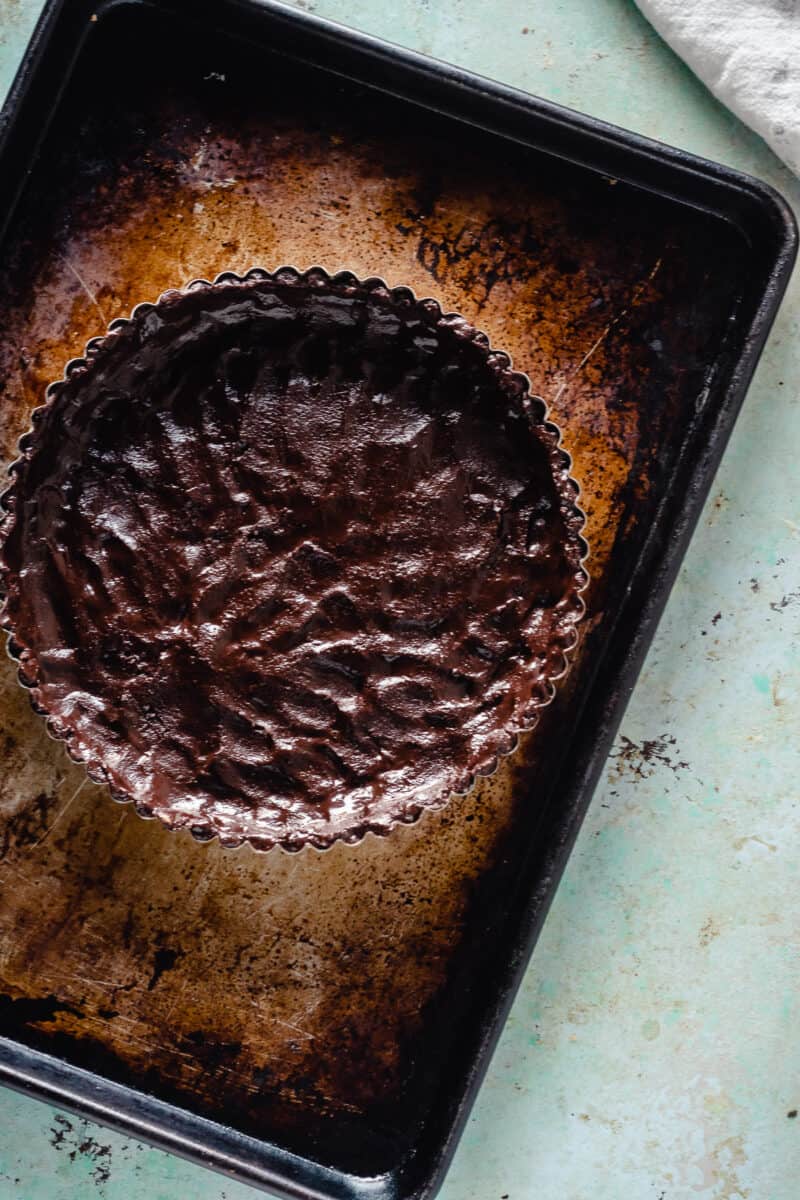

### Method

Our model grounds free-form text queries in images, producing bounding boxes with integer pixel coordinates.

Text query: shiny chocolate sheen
[0,272,586,850]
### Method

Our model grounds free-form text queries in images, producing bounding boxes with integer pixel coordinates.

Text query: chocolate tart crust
[0,267,587,851]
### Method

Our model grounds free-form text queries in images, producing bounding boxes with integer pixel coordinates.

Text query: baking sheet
[0,2,794,1197]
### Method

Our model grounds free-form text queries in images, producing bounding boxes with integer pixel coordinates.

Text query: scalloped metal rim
[0,264,590,856]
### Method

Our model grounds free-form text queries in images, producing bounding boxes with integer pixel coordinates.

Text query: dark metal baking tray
[0,1,794,1197]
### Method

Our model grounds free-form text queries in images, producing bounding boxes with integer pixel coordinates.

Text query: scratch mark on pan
[66,975,122,990]
[28,777,90,849]
[162,975,192,1025]
[61,257,109,324]
[275,1017,316,1042]
[0,860,34,887]
[78,1012,200,1062]
[551,255,664,407]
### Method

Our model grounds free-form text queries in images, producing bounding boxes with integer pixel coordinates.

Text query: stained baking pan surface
[0,2,794,1199]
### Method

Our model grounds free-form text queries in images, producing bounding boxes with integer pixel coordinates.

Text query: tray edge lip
[0,1035,392,1200]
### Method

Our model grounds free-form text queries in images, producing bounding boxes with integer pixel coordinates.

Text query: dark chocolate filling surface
[0,270,586,849]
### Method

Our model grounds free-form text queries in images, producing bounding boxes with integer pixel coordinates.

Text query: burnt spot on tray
[0,992,84,1026]
[147,946,182,992]
[0,790,59,858]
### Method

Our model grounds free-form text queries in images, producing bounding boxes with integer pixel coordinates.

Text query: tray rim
[0,1,796,1199]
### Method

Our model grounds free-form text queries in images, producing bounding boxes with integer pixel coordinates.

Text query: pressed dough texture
[0,272,586,849]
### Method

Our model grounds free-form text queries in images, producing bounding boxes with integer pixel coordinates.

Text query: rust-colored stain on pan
[0,10,747,1173]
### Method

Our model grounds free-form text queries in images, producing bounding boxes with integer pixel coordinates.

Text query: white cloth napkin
[634,0,800,177]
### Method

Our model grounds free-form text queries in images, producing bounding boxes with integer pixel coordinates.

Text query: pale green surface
[0,1,799,1197]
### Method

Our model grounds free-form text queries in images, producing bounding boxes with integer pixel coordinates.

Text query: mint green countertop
[0,2,798,1198]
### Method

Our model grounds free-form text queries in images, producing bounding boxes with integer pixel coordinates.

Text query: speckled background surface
[0,2,798,1199]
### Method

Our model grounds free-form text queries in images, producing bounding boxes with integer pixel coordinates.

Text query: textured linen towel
[634,0,800,176]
